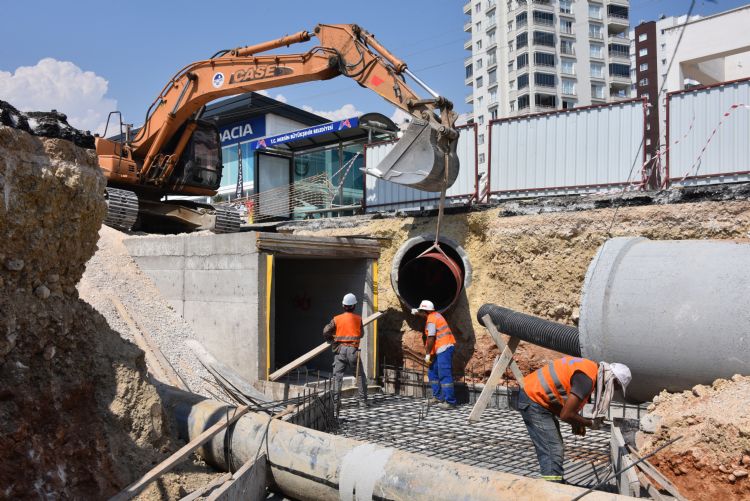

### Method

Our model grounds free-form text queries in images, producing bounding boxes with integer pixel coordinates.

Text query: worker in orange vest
[518,356,632,483]
[323,293,368,409]
[412,299,457,409]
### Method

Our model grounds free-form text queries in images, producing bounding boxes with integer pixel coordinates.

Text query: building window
[533,31,555,47]
[639,78,649,86]
[639,48,648,57]
[639,62,648,72]
[590,44,603,59]
[509,79,515,89]
[491,108,498,120]
[588,3,602,19]
[478,134,485,145]
[643,93,650,101]
[476,21,482,31]
[488,29,496,43]
[518,94,530,109]
[560,0,572,14]
[516,12,528,28]
[534,52,555,67]
[509,100,516,111]
[589,23,603,39]
[561,39,574,55]
[535,93,557,108]
[518,73,529,89]
[560,19,573,34]
[477,96,484,107]
[488,49,497,66]
[478,115,485,125]
[508,21,513,32]
[609,44,629,58]
[475,2,481,12]
[517,32,528,49]
[476,58,484,69]
[638,33,647,42]
[479,153,486,163]
[591,62,604,78]
[489,89,498,102]
[517,52,529,69]
[534,72,556,87]
[591,84,605,99]
[562,79,576,95]
[488,68,497,85]
[646,138,651,146]
[508,61,514,73]
[533,10,554,26]
[476,76,484,88]
[465,65,473,79]
[610,63,630,78]
[477,40,483,50]
[561,59,575,75]
[562,99,576,109]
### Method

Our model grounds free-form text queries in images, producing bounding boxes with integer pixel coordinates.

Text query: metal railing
[464,21,472,32]
[607,12,629,23]
[561,46,575,55]
[533,17,555,26]
[589,31,604,40]
[486,20,497,31]
[560,25,574,35]
[463,1,471,14]
[465,92,474,103]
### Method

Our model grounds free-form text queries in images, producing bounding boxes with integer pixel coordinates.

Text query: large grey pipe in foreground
[580,237,750,402]
[162,388,628,501]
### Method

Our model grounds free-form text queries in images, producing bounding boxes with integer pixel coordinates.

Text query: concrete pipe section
[391,235,472,312]
[580,237,750,402]
[163,388,629,501]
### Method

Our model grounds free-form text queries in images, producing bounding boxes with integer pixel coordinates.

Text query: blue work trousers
[427,345,456,405]
[517,389,565,482]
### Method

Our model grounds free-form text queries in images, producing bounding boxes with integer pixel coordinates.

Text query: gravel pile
[78,225,213,397]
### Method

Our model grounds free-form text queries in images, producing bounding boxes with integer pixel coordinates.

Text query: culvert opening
[392,237,470,312]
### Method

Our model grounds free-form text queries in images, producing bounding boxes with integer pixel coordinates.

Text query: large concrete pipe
[479,237,750,403]
[391,235,471,312]
[162,388,628,501]
[580,237,750,402]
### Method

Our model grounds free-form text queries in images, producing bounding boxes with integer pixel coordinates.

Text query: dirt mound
[636,375,750,500]
[290,199,750,380]
[0,125,181,497]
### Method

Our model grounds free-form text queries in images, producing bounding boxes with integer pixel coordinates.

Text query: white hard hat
[610,363,632,397]
[417,300,435,311]
[342,293,357,306]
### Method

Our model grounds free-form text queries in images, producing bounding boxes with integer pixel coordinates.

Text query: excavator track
[213,206,241,233]
[104,188,139,231]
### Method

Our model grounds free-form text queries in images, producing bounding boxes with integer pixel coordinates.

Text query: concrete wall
[124,233,262,382]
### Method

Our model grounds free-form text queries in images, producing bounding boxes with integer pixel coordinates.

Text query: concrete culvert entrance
[391,235,472,312]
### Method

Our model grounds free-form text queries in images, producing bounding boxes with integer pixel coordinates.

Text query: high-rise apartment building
[464,0,631,167]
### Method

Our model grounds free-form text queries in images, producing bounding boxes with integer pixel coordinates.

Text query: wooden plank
[109,405,252,501]
[179,473,232,501]
[628,445,688,501]
[485,325,526,390]
[636,471,675,501]
[206,453,267,501]
[467,329,521,422]
[610,425,641,497]
[110,295,189,391]
[268,311,383,381]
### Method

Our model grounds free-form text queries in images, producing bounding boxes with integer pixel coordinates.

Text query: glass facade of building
[293,142,365,207]
[221,141,255,193]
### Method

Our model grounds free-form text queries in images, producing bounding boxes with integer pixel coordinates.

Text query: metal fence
[487,99,646,200]
[362,124,478,212]
[666,78,750,186]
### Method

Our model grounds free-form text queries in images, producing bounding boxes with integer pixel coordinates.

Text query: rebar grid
[335,393,614,489]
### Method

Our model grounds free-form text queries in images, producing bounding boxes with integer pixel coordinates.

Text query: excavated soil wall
[0,126,177,498]
[290,199,750,379]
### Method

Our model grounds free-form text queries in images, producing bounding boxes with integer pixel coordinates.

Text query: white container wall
[363,125,477,212]
[667,79,750,186]
[487,101,645,199]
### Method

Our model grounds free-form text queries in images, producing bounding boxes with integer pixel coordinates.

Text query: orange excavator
[97,23,459,233]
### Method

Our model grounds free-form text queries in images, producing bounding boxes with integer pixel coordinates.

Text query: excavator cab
[169,121,223,191]
[365,118,460,191]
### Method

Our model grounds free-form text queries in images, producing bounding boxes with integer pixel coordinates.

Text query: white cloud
[255,90,287,103]
[390,108,412,126]
[0,58,117,134]
[302,103,361,121]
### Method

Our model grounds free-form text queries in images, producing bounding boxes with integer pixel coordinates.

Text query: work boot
[438,402,456,410]
[428,397,441,405]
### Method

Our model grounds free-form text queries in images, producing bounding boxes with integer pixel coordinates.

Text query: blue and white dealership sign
[219,116,266,146]
[251,117,359,150]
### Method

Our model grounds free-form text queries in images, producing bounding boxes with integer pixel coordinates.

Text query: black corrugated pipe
[476,304,581,356]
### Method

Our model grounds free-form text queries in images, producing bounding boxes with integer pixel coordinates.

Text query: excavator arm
[97,23,458,194]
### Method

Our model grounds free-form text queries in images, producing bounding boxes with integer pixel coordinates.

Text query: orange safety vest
[425,312,456,355]
[523,357,599,415]
[334,312,362,347]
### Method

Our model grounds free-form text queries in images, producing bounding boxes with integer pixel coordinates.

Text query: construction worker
[412,300,457,409]
[518,356,632,483]
[323,293,368,409]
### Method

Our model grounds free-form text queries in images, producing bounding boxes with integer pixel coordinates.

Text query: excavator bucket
[365,118,459,192]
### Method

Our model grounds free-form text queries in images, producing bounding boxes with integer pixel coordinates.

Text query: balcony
[559,26,575,36]
[590,51,605,61]
[561,88,577,97]
[607,12,629,28]
[609,72,631,85]
[465,92,474,104]
[531,0,554,11]
[465,75,474,86]
[590,72,606,81]
[516,19,528,29]
[589,31,604,41]
[465,56,473,65]
[608,50,630,63]
[464,38,473,50]
[607,0,629,6]
[463,1,472,14]
[486,20,497,31]
[560,46,575,56]
[486,0,497,12]
[464,21,472,32]
[608,33,629,44]
[487,55,498,68]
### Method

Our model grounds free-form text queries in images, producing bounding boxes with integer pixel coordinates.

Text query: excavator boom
[96,23,459,232]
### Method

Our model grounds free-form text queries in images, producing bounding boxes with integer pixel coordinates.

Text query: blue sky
[0,0,746,132]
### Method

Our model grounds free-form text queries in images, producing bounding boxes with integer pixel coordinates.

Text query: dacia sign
[219,116,266,146]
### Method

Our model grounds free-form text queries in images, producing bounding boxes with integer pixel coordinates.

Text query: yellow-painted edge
[372,260,378,377]
[265,254,274,380]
